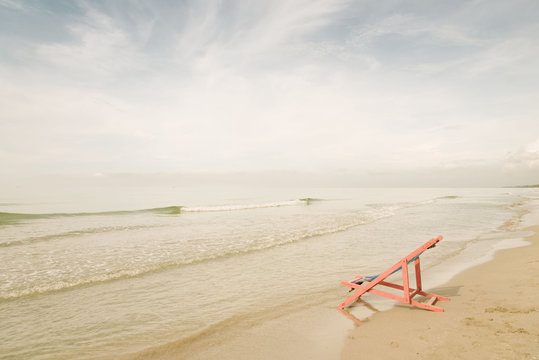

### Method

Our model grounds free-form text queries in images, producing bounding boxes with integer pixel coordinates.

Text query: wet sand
[116,293,353,360]
[342,226,539,359]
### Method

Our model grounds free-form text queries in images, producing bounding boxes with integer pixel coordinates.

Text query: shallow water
[0,187,537,359]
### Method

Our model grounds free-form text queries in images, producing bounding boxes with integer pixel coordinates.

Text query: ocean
[1,187,537,359]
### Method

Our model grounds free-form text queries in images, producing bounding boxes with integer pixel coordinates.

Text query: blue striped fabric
[351,253,422,284]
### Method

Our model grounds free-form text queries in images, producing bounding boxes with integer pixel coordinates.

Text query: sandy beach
[342,226,539,359]
[117,225,539,360]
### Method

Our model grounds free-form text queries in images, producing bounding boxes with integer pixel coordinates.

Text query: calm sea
[0,187,537,359]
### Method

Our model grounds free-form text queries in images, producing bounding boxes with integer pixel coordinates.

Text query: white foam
[181,200,305,212]
[520,198,539,228]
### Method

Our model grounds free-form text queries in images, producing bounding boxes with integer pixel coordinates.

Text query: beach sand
[117,296,353,360]
[342,226,539,360]
[118,227,538,360]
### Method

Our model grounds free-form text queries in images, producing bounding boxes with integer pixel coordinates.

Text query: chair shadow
[337,299,380,327]
[340,286,462,317]
[428,285,462,297]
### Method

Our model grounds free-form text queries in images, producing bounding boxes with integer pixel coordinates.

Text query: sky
[1,0,538,187]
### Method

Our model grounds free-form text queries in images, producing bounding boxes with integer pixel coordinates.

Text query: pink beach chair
[338,236,450,312]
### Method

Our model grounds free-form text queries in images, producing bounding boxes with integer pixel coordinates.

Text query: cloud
[0,0,23,10]
[505,138,539,170]
[35,7,145,85]
[0,0,538,186]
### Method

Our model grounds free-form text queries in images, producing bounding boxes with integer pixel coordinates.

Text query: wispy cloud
[1,0,538,186]
[0,0,26,10]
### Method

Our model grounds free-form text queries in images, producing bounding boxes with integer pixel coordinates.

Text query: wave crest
[0,199,315,225]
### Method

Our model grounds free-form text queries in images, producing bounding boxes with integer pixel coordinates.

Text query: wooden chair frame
[338,236,450,312]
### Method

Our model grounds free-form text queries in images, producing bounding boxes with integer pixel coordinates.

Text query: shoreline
[116,227,538,360]
[342,226,539,359]
[113,199,539,360]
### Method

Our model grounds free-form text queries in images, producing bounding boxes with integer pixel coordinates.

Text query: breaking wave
[0,224,163,248]
[0,199,315,225]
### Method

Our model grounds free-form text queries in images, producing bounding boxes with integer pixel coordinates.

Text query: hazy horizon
[2,168,537,189]
[1,0,538,189]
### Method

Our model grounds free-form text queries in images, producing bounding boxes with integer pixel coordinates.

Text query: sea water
[0,187,537,359]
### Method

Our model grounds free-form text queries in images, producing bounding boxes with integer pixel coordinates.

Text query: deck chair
[338,236,450,312]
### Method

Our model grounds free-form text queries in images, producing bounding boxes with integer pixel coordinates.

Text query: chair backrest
[352,235,443,284]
